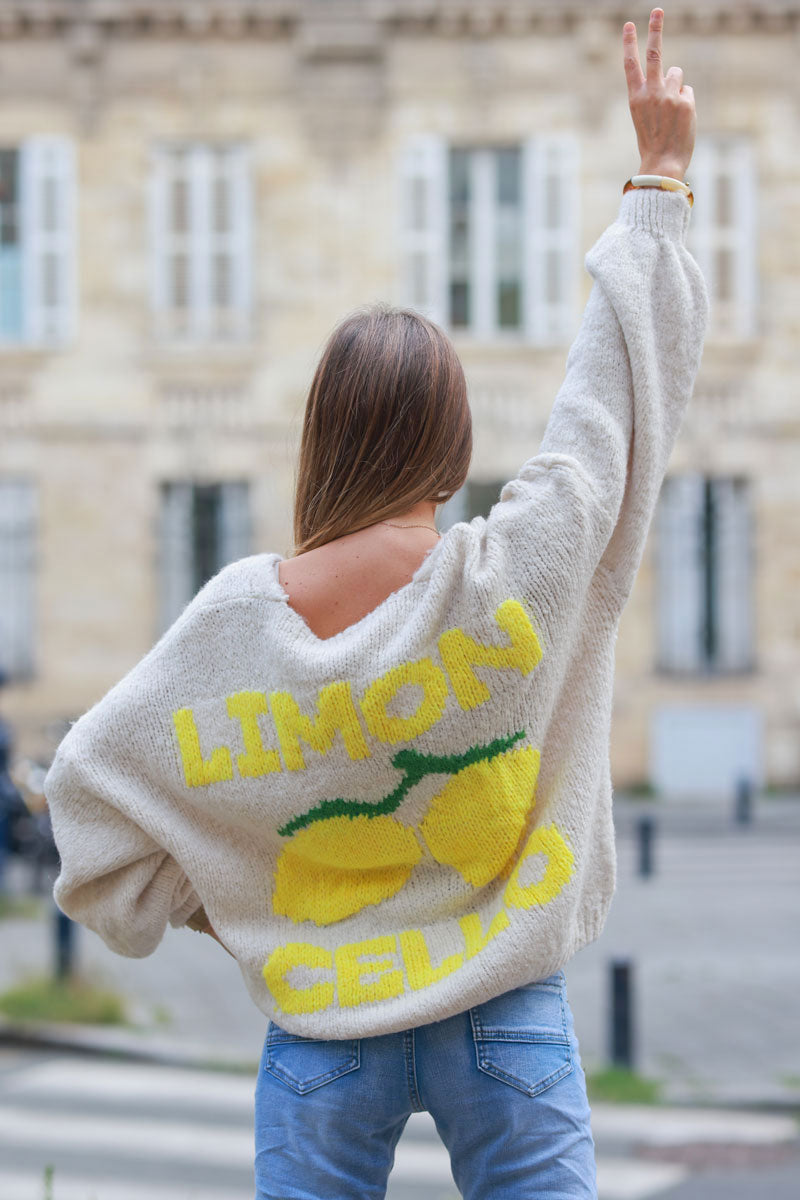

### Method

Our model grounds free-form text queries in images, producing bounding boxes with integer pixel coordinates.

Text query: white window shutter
[189,145,212,340]
[686,137,757,339]
[20,136,76,345]
[726,139,757,339]
[208,144,252,340]
[397,134,448,325]
[0,478,37,677]
[523,133,580,344]
[713,478,753,672]
[685,136,714,290]
[656,475,705,672]
[159,482,194,634]
[148,147,170,330]
[227,145,252,339]
[218,481,251,567]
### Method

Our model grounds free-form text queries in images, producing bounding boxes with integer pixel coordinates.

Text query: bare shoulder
[278,527,437,640]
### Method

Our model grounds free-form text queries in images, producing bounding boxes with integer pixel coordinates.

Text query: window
[448,146,525,333]
[0,478,37,678]
[398,134,579,342]
[0,150,22,341]
[150,144,252,343]
[656,475,754,674]
[0,138,76,347]
[685,136,757,339]
[158,481,251,632]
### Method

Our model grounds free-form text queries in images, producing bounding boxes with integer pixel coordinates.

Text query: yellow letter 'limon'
[438,598,542,711]
[269,681,371,771]
[360,658,450,745]
[173,708,234,787]
[227,691,282,778]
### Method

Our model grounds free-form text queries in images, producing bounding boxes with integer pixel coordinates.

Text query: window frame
[149,142,253,346]
[398,133,579,346]
[157,479,252,635]
[0,136,76,350]
[655,473,755,678]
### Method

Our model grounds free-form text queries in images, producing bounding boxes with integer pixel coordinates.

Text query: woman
[44,9,707,1198]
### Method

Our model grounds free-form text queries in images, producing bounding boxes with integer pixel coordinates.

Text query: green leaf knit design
[277,728,527,837]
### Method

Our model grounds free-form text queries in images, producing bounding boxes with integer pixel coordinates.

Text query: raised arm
[486,9,708,607]
[545,9,705,599]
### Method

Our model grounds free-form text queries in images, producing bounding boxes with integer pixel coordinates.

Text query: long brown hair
[292,303,472,555]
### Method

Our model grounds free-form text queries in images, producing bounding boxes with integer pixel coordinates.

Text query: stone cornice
[0,0,796,40]
[0,2,297,39]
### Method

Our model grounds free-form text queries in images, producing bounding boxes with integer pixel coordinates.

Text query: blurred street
[1,793,799,1197]
[2,795,798,1104]
[567,793,800,1107]
[0,1042,797,1200]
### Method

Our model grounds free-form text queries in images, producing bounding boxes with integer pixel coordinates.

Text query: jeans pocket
[262,1020,361,1095]
[469,972,574,1097]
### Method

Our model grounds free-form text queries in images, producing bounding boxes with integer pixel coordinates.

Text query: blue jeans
[254,969,597,1199]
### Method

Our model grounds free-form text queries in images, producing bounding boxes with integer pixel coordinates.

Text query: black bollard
[734,776,753,826]
[54,906,76,981]
[637,815,656,877]
[609,957,634,1070]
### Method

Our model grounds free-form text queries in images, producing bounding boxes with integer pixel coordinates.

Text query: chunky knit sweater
[44,187,708,1039]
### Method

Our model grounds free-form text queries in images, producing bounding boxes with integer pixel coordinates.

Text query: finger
[623,20,644,93]
[646,8,664,85]
[665,65,684,92]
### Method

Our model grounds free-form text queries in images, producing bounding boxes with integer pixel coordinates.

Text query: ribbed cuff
[617,185,691,242]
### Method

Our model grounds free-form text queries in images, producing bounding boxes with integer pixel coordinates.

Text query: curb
[0,1018,260,1074]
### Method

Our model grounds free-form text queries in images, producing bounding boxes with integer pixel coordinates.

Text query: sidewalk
[1,794,799,1108]
[2,1042,797,1200]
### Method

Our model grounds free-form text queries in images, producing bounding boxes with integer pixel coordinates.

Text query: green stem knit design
[277,728,527,837]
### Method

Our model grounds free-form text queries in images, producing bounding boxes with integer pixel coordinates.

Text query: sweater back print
[44,187,709,1039]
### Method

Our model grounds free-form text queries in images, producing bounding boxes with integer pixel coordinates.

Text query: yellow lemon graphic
[273,813,422,927]
[418,745,541,887]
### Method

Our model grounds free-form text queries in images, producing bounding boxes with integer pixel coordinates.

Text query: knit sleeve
[41,570,241,957]
[46,742,201,957]
[486,186,709,608]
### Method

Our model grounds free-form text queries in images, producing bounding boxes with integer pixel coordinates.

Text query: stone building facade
[1,0,798,794]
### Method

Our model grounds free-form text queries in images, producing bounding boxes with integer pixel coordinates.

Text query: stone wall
[1,1,798,788]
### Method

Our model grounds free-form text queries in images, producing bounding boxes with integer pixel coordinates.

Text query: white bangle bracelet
[623,175,694,207]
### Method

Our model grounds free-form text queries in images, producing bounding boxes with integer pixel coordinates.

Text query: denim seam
[560,984,569,1045]
[404,1028,424,1112]
[472,1032,571,1044]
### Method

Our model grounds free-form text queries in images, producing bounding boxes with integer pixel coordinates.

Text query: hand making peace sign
[624,8,696,182]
